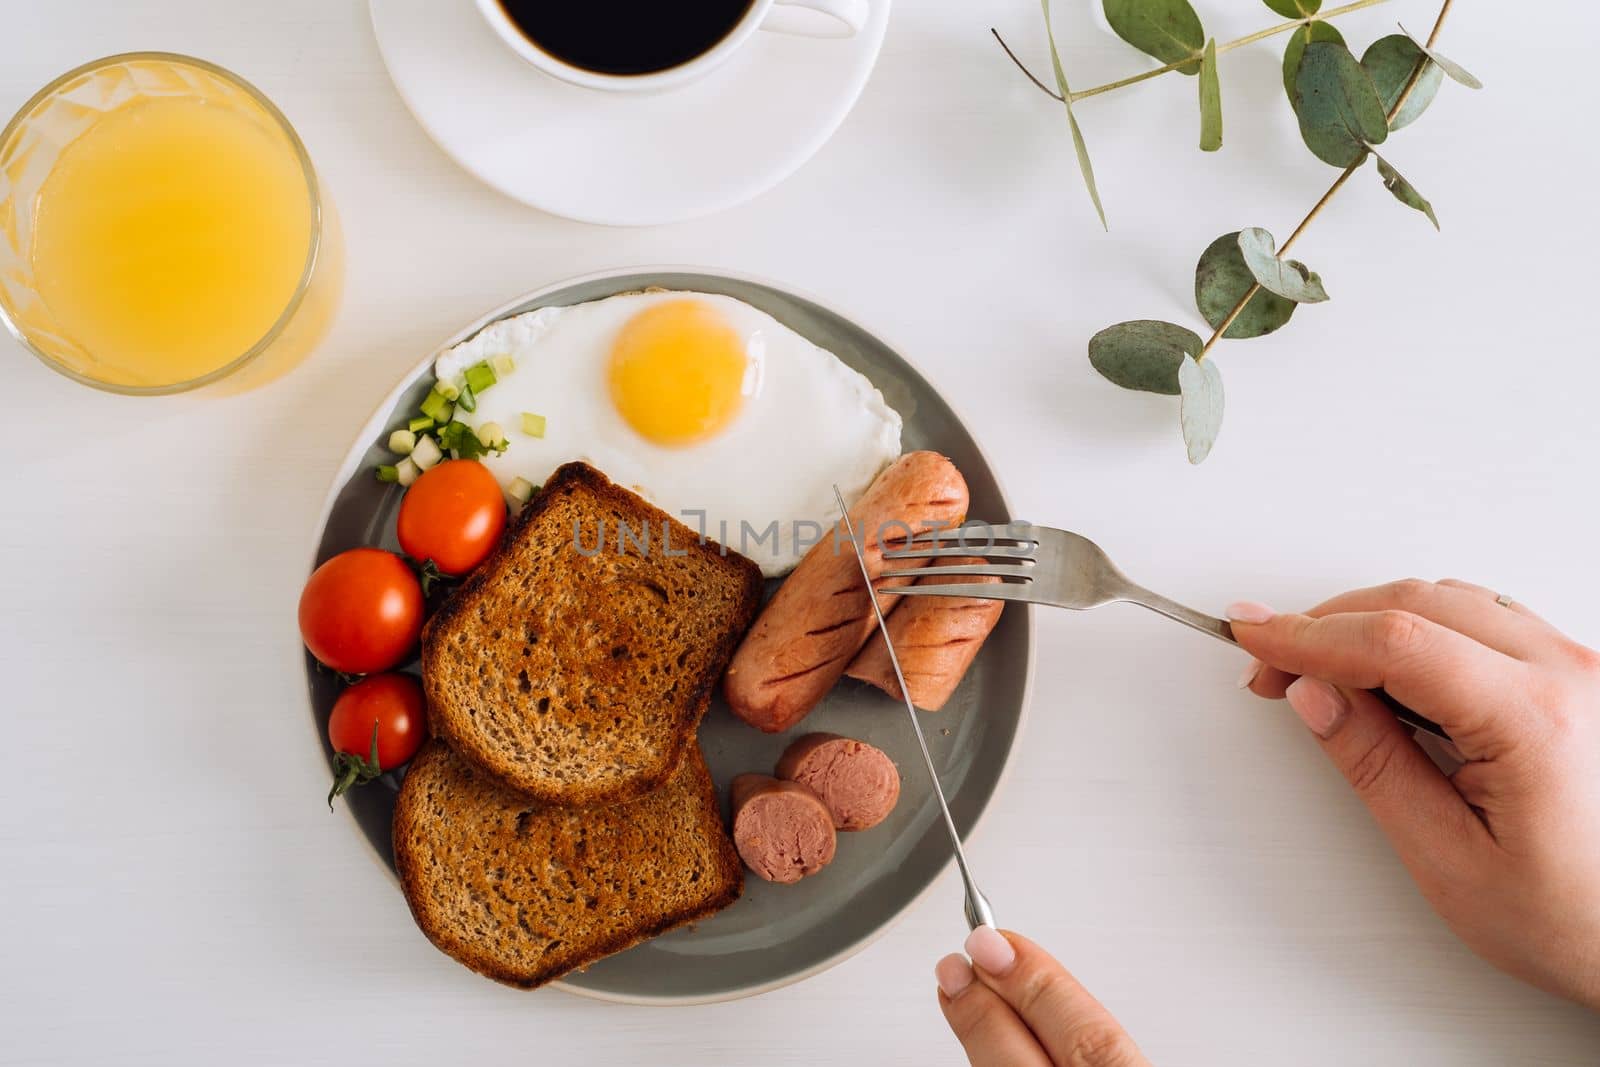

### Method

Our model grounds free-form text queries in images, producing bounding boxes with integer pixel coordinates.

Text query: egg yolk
[607,300,750,446]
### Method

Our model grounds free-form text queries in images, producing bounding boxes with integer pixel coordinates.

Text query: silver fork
[881,522,1450,742]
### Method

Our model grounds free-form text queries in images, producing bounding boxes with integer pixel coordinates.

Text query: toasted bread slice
[422,462,763,806]
[393,740,743,988]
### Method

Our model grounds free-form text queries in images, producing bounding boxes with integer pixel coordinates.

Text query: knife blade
[832,485,996,932]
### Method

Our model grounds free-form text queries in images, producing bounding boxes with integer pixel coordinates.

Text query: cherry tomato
[326,673,427,806]
[299,547,423,674]
[397,459,507,575]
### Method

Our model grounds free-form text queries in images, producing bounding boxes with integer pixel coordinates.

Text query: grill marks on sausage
[756,653,850,689]
[803,617,862,640]
[722,452,971,733]
[844,555,1003,711]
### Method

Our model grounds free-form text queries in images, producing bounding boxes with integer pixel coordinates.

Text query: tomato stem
[326,723,384,810]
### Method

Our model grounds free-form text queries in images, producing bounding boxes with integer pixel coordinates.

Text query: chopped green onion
[464,360,497,394]
[388,429,417,455]
[456,382,476,413]
[490,354,516,378]
[477,421,507,449]
[375,464,400,484]
[507,477,534,505]
[520,412,547,438]
[437,421,487,459]
[435,380,460,402]
[408,415,435,433]
[411,434,444,471]
[419,389,453,423]
[396,458,420,486]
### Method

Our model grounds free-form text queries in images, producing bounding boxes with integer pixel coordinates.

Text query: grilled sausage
[775,733,900,831]
[723,452,969,733]
[729,774,837,884]
[845,559,1002,711]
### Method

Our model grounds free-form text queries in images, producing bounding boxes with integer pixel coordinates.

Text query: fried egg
[433,290,902,576]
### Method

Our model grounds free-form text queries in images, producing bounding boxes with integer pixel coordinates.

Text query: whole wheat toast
[393,740,742,988]
[421,461,763,806]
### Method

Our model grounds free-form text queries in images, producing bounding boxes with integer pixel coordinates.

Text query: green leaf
[1263,0,1319,16]
[1178,355,1224,464]
[1400,24,1482,89]
[1360,34,1443,130]
[1195,231,1297,338]
[1283,21,1345,103]
[1293,40,1388,167]
[1043,0,1108,229]
[1236,228,1329,303]
[1198,38,1222,152]
[1088,320,1203,395]
[1375,153,1439,229]
[1103,0,1206,74]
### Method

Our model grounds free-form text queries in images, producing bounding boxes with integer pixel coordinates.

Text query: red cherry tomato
[397,459,507,575]
[326,673,427,806]
[298,548,423,674]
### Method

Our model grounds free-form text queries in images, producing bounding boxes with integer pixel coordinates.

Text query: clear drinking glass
[0,52,342,395]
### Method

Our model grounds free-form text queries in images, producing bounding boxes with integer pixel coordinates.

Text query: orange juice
[0,54,333,393]
[30,95,313,387]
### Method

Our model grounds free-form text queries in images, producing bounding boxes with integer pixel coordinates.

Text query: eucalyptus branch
[1197,0,1457,360]
[994,0,1389,106]
[1079,0,1480,463]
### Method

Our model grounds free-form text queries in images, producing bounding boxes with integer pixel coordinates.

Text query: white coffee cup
[476,0,869,93]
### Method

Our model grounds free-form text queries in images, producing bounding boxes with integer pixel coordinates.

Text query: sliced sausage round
[729,773,837,884]
[775,733,901,831]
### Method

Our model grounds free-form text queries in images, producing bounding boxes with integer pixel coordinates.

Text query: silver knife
[833,485,997,932]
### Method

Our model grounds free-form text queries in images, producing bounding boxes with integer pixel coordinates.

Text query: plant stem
[1197,0,1457,360]
[995,0,1389,105]
[991,29,1060,100]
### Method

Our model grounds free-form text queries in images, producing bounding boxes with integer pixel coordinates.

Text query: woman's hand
[936,927,1149,1066]
[934,580,1599,1067]
[1230,579,1600,1009]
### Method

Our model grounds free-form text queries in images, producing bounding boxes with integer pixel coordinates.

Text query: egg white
[433,291,902,576]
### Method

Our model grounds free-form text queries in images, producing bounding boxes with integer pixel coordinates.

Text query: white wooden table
[4,2,1598,1063]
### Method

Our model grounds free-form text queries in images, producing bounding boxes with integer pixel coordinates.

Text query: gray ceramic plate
[305,267,1034,1004]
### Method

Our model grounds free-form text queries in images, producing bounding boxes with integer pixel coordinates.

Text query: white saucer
[368,0,891,226]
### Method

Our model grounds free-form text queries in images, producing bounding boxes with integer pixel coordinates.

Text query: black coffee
[498,0,756,77]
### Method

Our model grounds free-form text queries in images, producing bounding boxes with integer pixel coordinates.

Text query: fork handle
[1123,588,1453,743]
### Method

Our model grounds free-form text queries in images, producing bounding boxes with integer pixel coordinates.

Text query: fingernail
[1285,677,1350,739]
[964,925,1016,976]
[1226,601,1275,624]
[935,953,974,998]
[1236,657,1263,690]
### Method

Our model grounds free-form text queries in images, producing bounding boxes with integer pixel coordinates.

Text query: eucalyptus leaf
[1283,21,1344,103]
[1360,34,1443,130]
[1262,0,1319,17]
[1043,0,1108,229]
[1195,231,1297,338]
[1399,23,1482,89]
[1236,228,1329,303]
[1293,40,1388,168]
[1088,320,1202,395]
[1375,153,1439,229]
[1103,0,1206,75]
[1178,355,1224,465]
[1198,38,1222,152]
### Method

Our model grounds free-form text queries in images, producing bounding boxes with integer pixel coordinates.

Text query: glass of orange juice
[0,52,341,394]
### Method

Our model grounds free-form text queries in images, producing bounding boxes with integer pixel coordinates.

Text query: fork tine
[901,522,1039,547]
[879,563,1034,582]
[882,543,1038,561]
[886,582,1037,603]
